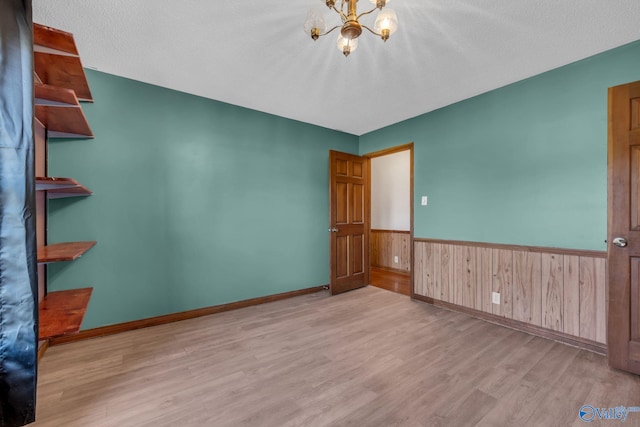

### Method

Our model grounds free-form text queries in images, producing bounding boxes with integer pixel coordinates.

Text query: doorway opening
[365,143,414,297]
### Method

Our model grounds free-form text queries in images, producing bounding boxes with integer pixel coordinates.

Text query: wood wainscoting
[414,238,607,353]
[371,229,411,273]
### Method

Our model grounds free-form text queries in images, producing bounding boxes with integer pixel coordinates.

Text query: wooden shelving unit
[36,177,92,198]
[34,23,96,344]
[39,288,93,340]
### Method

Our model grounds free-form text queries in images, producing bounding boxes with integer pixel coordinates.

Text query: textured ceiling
[33,0,640,136]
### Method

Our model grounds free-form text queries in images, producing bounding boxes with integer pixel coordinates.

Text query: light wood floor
[34,286,640,427]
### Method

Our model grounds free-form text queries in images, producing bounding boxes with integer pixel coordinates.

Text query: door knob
[613,237,628,247]
[327,228,339,233]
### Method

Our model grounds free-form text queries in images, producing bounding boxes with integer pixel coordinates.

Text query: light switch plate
[421,196,428,206]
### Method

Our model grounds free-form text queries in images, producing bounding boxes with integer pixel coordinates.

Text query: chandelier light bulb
[336,33,358,57]
[304,9,327,40]
[374,8,398,41]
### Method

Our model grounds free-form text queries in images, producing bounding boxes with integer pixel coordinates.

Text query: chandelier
[304,0,399,57]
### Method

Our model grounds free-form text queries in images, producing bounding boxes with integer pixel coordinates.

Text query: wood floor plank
[528,350,610,427]
[439,389,498,426]
[369,267,410,296]
[478,339,552,400]
[33,287,640,427]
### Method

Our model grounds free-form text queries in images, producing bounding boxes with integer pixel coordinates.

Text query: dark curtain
[0,0,38,425]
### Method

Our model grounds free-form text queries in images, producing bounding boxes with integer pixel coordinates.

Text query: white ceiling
[33,0,640,136]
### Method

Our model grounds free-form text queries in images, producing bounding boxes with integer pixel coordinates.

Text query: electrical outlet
[492,292,501,305]
[394,256,399,264]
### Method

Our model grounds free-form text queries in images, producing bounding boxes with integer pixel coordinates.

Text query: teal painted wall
[360,40,640,251]
[47,70,358,329]
[49,40,640,329]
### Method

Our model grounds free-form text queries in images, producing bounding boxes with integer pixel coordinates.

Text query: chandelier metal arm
[356,6,380,21]
[361,24,382,37]
[318,25,343,38]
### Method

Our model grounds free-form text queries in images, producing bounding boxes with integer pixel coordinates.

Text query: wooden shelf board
[38,241,96,264]
[47,186,93,199]
[36,176,81,190]
[35,82,78,107]
[34,44,79,58]
[33,23,93,102]
[34,23,79,55]
[36,177,92,198]
[46,130,93,139]
[39,288,92,340]
[35,104,93,139]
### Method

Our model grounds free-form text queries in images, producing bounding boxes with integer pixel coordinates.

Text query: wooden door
[329,151,369,295]
[608,80,640,375]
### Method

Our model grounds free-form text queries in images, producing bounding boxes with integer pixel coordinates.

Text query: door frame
[363,142,415,298]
